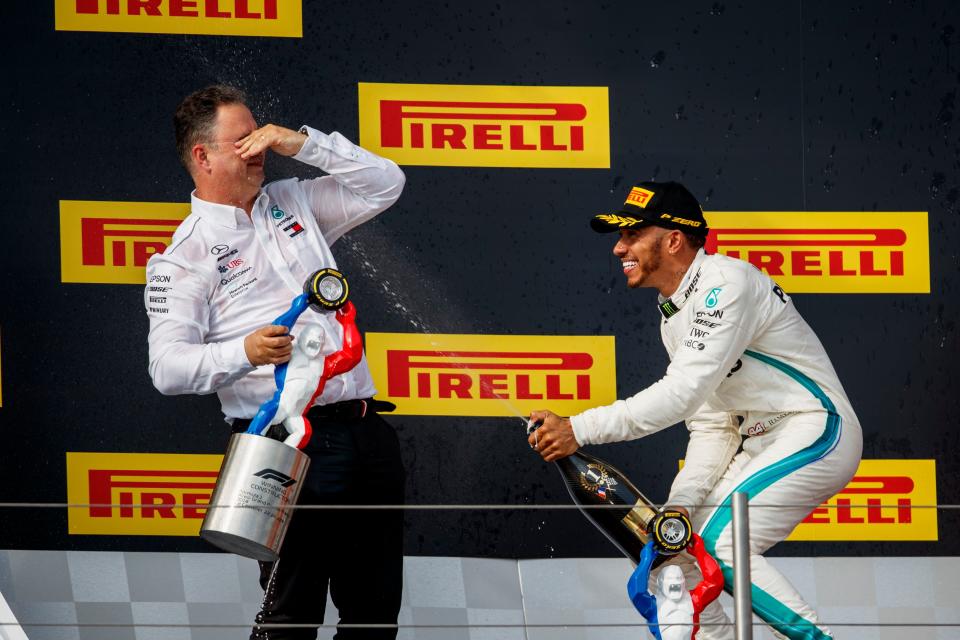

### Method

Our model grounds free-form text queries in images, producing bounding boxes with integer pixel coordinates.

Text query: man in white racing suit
[529,180,863,640]
[146,85,406,639]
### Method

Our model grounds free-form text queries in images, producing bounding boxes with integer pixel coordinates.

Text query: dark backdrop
[1,0,957,558]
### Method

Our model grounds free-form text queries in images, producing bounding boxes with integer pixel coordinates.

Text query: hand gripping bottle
[527,421,692,570]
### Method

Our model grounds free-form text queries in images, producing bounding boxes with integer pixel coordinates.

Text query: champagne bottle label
[578,462,619,500]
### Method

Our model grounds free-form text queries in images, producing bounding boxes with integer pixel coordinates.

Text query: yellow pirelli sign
[788,459,937,541]
[60,200,189,284]
[680,459,937,541]
[365,333,617,416]
[704,212,929,293]
[67,452,223,536]
[358,83,610,168]
[55,0,302,37]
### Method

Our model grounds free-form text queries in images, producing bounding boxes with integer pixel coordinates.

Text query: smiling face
[612,226,669,289]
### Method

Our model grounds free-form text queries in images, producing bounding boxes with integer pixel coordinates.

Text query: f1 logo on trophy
[201,268,362,561]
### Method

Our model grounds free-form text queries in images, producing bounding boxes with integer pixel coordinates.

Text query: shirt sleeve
[145,252,255,396]
[665,408,741,510]
[292,126,406,245]
[570,274,765,446]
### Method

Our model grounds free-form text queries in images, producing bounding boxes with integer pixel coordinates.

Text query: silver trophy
[201,269,356,561]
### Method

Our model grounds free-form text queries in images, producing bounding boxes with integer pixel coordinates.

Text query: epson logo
[253,468,297,487]
[696,310,724,319]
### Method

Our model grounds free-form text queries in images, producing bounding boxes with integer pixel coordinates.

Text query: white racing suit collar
[657,248,708,319]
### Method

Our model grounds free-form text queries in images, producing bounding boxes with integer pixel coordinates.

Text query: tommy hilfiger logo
[284,220,305,238]
[270,206,305,238]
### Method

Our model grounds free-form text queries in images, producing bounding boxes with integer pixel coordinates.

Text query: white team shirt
[145,126,405,419]
[570,249,859,507]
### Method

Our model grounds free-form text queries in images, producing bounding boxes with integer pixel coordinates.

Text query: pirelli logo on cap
[365,334,616,416]
[55,0,302,37]
[625,186,654,208]
[358,83,610,168]
[789,459,937,541]
[60,200,189,284]
[704,212,929,293]
[67,452,223,536]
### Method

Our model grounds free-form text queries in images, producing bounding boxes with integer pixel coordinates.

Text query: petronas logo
[705,287,722,308]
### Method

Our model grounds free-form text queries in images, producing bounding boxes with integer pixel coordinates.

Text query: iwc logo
[579,463,618,500]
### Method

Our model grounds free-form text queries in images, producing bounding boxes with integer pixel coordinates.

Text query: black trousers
[235,407,406,640]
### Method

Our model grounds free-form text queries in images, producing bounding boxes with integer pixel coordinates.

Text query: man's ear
[667,230,684,254]
[191,144,209,172]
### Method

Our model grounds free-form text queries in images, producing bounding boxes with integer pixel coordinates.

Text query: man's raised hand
[236,124,307,159]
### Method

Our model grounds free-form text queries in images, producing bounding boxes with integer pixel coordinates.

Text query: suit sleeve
[570,275,765,446]
[292,126,405,245]
[145,252,255,396]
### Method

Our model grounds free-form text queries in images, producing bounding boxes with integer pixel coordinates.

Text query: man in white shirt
[146,85,407,639]
[528,181,862,640]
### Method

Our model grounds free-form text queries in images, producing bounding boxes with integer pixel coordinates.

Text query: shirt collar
[191,190,266,229]
[657,248,708,319]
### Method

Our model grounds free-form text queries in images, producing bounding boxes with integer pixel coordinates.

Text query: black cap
[590,181,709,237]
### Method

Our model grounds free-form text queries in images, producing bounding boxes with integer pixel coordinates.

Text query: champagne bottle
[530,422,691,568]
